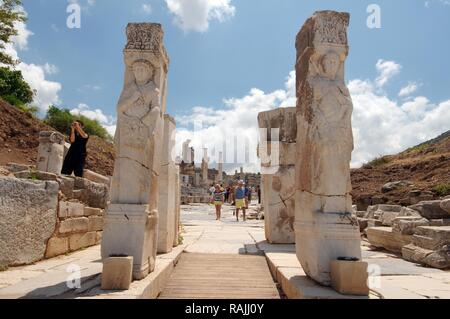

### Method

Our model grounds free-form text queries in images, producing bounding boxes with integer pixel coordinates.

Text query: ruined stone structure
[216,152,224,183]
[294,11,362,285]
[0,169,108,268]
[201,148,209,185]
[258,107,296,244]
[101,23,169,280]
[158,115,177,254]
[174,165,181,247]
[37,131,66,175]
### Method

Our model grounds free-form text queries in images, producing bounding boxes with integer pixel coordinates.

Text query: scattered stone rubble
[359,198,450,269]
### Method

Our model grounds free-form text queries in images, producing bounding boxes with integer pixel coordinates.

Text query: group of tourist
[209,181,261,222]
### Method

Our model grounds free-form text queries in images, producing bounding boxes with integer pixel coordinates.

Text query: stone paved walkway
[1,203,449,299]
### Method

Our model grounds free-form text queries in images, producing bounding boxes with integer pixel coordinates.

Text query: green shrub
[434,184,450,197]
[0,67,34,105]
[45,105,110,140]
[363,156,391,168]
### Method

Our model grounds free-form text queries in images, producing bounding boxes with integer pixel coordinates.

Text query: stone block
[0,177,58,266]
[87,182,109,209]
[59,217,89,234]
[366,227,412,253]
[73,189,88,203]
[410,201,450,219]
[45,237,69,258]
[441,199,450,214]
[88,216,104,232]
[365,205,402,220]
[412,226,450,251]
[367,219,383,228]
[330,260,369,296]
[58,176,74,198]
[101,204,158,280]
[58,201,84,219]
[84,207,103,217]
[14,170,58,182]
[261,167,295,244]
[74,177,90,190]
[429,219,450,227]
[402,244,450,270]
[101,257,133,290]
[392,217,430,235]
[69,232,97,251]
[6,163,31,173]
[83,169,110,186]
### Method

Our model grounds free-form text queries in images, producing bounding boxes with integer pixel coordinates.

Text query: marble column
[173,165,181,247]
[157,114,177,254]
[101,23,169,280]
[258,107,296,244]
[294,11,362,286]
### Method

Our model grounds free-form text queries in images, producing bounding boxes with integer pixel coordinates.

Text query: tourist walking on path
[213,184,225,220]
[61,120,89,177]
[235,180,247,222]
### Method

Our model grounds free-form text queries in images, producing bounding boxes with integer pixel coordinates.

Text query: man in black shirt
[61,120,89,177]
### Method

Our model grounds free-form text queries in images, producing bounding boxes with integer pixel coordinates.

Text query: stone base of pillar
[101,204,158,280]
[295,192,361,286]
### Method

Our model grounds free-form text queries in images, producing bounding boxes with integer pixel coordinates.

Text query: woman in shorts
[213,184,225,221]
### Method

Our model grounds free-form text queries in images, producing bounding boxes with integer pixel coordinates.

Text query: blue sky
[10,0,450,171]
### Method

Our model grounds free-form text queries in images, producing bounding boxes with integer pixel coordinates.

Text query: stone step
[366,227,412,253]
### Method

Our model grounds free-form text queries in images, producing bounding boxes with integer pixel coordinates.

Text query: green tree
[0,0,26,66]
[45,105,111,140]
[45,105,73,134]
[0,66,34,106]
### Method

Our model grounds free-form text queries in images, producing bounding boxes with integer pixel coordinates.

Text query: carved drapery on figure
[111,23,169,205]
[294,11,362,286]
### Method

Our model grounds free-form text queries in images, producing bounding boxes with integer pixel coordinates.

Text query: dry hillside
[0,99,115,176]
[351,130,450,209]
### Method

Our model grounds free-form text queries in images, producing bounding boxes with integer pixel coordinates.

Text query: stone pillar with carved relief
[101,23,169,280]
[294,11,362,286]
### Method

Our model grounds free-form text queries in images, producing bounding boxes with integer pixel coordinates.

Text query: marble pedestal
[101,204,158,280]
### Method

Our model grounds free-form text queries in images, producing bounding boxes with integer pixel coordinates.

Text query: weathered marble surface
[294,11,362,286]
[37,131,65,175]
[258,107,296,244]
[102,23,169,280]
[158,115,177,254]
[0,177,59,266]
[173,165,181,247]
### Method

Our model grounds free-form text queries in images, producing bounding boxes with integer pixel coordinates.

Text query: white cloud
[142,3,153,14]
[375,59,401,87]
[425,0,450,8]
[3,7,62,113]
[175,60,450,172]
[175,72,295,173]
[70,103,116,136]
[165,0,236,32]
[399,82,418,97]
